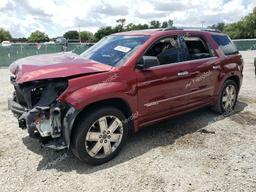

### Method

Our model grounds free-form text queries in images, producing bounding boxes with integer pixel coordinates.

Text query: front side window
[145,36,189,65]
[81,35,149,66]
[212,35,239,56]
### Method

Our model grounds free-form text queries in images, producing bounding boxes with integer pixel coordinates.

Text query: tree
[161,20,173,28]
[28,30,49,42]
[125,23,136,31]
[93,19,173,41]
[0,28,12,42]
[222,8,256,39]
[242,7,256,38]
[167,20,174,28]
[210,7,256,39]
[13,37,27,43]
[150,20,161,28]
[136,24,149,30]
[116,18,126,31]
[161,21,168,28]
[80,31,95,42]
[125,23,149,31]
[209,23,225,32]
[94,26,116,41]
[223,21,247,39]
[63,30,79,40]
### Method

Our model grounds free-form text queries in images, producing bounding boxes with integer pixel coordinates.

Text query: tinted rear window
[212,35,239,55]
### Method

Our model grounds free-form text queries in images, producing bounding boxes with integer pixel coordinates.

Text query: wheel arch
[211,74,241,114]
[216,73,241,96]
[68,97,135,147]
[225,75,241,89]
[74,98,133,125]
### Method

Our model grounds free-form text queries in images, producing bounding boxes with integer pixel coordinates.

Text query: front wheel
[211,80,238,114]
[71,106,128,165]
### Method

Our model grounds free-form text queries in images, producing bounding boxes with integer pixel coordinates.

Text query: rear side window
[184,36,214,60]
[212,35,239,55]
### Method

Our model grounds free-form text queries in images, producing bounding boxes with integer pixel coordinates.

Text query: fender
[64,81,137,111]
[213,61,243,98]
[60,81,138,148]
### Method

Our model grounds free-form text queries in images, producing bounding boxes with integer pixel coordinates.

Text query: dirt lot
[0,51,256,192]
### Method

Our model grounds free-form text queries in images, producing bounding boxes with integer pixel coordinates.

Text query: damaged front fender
[63,106,81,148]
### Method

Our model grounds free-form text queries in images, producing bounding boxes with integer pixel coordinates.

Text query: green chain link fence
[0,43,93,66]
[0,40,255,66]
[232,39,256,51]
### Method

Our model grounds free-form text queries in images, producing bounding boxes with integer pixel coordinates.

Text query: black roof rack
[162,27,184,31]
[201,28,221,33]
[162,26,221,33]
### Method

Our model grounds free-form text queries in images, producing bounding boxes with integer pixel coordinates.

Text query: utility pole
[201,21,205,29]
[78,25,81,44]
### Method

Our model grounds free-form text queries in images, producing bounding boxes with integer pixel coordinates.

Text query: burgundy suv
[8,29,243,165]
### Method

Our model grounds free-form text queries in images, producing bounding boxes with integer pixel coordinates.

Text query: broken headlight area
[10,77,68,109]
[9,78,70,149]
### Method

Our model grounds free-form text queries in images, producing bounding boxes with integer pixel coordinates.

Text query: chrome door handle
[177,71,189,76]
[212,65,221,70]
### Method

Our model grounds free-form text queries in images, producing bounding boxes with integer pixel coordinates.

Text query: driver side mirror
[136,56,160,70]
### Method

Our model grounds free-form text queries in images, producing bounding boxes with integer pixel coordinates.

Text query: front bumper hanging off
[8,97,69,150]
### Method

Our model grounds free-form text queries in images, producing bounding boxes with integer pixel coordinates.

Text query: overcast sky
[0,0,255,38]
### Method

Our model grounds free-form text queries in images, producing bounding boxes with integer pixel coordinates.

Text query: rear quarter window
[212,35,239,56]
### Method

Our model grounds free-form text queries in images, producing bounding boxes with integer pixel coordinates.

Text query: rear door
[181,34,221,104]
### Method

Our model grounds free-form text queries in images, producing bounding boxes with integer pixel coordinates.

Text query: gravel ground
[0,51,256,192]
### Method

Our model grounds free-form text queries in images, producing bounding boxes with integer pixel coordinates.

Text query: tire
[71,106,128,165]
[211,80,238,114]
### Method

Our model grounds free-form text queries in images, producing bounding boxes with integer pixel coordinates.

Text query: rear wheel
[71,106,128,165]
[211,80,238,114]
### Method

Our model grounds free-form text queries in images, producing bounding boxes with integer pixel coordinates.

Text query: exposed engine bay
[8,76,73,149]
[7,52,112,151]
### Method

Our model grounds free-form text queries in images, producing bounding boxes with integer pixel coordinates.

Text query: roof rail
[162,27,183,31]
[201,28,221,33]
[162,26,221,33]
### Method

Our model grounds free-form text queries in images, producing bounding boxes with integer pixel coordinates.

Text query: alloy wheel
[85,115,123,159]
[222,84,237,112]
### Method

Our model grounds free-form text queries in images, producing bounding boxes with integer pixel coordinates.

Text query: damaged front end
[8,77,72,150]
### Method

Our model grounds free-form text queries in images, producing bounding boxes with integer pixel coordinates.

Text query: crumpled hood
[9,52,112,84]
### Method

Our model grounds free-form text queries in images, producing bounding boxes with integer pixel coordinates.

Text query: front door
[135,35,195,124]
